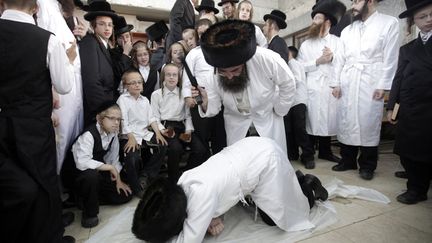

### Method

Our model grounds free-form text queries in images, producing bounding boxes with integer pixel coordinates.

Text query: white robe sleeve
[376,19,399,90]
[272,54,296,117]
[198,74,222,118]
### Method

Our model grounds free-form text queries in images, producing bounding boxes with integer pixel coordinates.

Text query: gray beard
[218,68,249,93]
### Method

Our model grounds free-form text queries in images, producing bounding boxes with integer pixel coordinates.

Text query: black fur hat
[132,177,188,242]
[146,20,169,42]
[201,19,256,68]
[311,0,347,26]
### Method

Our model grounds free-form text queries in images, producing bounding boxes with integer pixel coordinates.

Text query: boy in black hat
[146,20,169,72]
[262,9,289,62]
[79,0,119,126]
[0,0,76,242]
[218,0,238,20]
[196,0,219,16]
[70,102,133,228]
[297,0,346,169]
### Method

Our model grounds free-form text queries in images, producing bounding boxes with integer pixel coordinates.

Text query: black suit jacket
[79,34,115,126]
[166,0,195,49]
[267,35,289,63]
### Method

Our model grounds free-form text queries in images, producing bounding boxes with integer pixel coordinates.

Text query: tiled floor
[64,140,432,242]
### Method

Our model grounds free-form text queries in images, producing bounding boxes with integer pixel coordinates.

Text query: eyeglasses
[414,12,432,21]
[126,80,143,86]
[96,22,114,28]
[104,116,122,123]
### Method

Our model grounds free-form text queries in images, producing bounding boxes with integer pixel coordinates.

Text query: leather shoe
[299,181,315,209]
[62,235,76,243]
[303,160,315,169]
[394,171,408,179]
[318,154,341,163]
[332,163,357,171]
[81,215,99,228]
[359,170,374,180]
[396,191,427,204]
[304,174,328,201]
[62,211,75,227]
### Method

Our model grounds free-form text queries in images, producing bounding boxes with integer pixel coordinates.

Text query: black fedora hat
[263,10,287,29]
[83,0,118,22]
[196,0,220,14]
[399,0,432,18]
[145,20,169,42]
[201,19,256,68]
[217,0,239,6]
[114,16,134,36]
[312,0,346,26]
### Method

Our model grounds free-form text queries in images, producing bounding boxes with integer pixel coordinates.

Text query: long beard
[352,1,369,22]
[219,68,249,93]
[308,22,324,39]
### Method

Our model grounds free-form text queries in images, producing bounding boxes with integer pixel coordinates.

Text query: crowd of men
[1,0,431,242]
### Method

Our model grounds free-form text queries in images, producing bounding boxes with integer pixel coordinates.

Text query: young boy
[132,137,328,243]
[71,102,133,228]
[117,70,168,198]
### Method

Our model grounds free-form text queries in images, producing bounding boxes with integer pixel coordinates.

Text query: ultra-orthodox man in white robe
[333,11,399,146]
[172,137,314,243]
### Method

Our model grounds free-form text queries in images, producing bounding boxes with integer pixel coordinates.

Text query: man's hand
[207,217,224,236]
[185,97,197,108]
[332,86,341,99]
[66,40,77,64]
[373,89,384,100]
[73,17,88,39]
[121,39,133,56]
[386,110,398,124]
[192,86,208,112]
[316,47,333,65]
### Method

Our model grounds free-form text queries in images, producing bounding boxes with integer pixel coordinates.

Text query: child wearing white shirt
[151,64,207,182]
[117,70,168,197]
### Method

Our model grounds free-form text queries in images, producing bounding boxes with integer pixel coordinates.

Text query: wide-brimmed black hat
[145,20,169,42]
[217,0,239,6]
[312,0,347,26]
[114,16,134,36]
[399,0,432,18]
[132,178,187,242]
[95,100,119,114]
[196,0,220,14]
[83,0,118,22]
[263,10,287,29]
[201,19,256,68]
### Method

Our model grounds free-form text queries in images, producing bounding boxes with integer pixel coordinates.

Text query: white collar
[1,9,35,25]
[420,30,432,44]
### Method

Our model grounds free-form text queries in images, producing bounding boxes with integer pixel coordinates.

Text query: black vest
[0,19,52,118]
[87,124,115,162]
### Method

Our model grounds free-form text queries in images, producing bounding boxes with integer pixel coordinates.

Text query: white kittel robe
[333,11,399,146]
[297,34,342,136]
[37,0,84,173]
[171,137,314,243]
[199,47,296,155]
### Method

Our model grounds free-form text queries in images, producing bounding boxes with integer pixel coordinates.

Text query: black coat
[79,34,116,126]
[166,0,195,49]
[110,46,133,98]
[389,36,432,162]
[267,35,289,63]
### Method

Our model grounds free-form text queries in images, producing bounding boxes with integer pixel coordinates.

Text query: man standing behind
[262,10,289,63]
[332,0,399,180]
[218,0,238,20]
[0,0,75,242]
[166,0,197,50]
[297,0,346,168]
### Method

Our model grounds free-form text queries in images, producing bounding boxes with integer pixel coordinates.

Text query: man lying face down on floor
[131,137,328,242]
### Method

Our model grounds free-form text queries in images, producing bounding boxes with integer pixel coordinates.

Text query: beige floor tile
[297,231,355,243]
[386,204,432,234]
[335,214,432,243]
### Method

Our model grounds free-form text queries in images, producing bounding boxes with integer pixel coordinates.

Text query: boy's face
[163,65,179,90]
[117,32,132,46]
[136,47,150,66]
[98,108,121,133]
[182,31,197,50]
[124,72,144,97]
[238,2,252,21]
[94,16,113,41]
[171,43,184,64]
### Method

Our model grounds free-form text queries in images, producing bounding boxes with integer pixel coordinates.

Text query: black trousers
[163,121,207,182]
[190,106,227,158]
[308,135,335,157]
[401,157,432,195]
[0,117,63,243]
[74,169,133,217]
[120,135,167,192]
[284,104,314,162]
[340,143,378,172]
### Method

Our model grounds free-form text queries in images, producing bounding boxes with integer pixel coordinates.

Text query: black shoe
[304,174,328,201]
[62,211,75,227]
[394,171,408,179]
[81,215,99,228]
[318,154,341,163]
[332,163,357,171]
[299,181,315,209]
[303,160,316,169]
[359,170,374,180]
[62,235,76,243]
[296,170,305,183]
[396,191,427,204]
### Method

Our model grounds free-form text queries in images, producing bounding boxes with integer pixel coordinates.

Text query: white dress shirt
[1,9,74,95]
[151,85,194,132]
[117,92,157,144]
[181,46,214,98]
[72,123,122,172]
